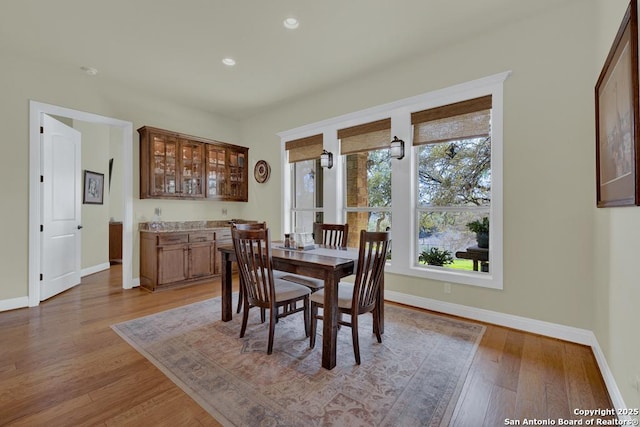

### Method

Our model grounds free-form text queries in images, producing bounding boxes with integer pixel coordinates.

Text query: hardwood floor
[0,265,613,426]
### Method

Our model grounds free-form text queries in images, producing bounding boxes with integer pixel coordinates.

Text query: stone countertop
[139,219,255,232]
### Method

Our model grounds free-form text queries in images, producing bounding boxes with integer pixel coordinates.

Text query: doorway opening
[29,101,134,306]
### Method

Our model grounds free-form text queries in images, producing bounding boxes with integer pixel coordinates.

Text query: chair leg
[310,303,318,349]
[351,313,361,365]
[303,297,310,337]
[267,309,276,355]
[236,281,243,314]
[240,300,250,338]
[373,309,382,343]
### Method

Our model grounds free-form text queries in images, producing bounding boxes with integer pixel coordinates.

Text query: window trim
[279,71,510,290]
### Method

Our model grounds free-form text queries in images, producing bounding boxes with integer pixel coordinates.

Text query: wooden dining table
[217,243,384,370]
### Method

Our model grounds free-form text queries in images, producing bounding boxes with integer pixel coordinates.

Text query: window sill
[385,264,503,290]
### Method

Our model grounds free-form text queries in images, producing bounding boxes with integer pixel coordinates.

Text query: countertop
[139,219,255,233]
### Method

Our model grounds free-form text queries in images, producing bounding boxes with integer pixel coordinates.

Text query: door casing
[29,100,134,306]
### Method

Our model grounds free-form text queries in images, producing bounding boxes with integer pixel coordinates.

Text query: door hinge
[40,126,44,134]
[40,225,43,232]
[40,175,44,183]
[39,274,43,281]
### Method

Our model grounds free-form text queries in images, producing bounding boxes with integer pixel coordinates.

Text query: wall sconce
[390,136,405,160]
[320,149,334,169]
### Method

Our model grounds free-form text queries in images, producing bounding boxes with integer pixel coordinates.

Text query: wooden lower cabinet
[140,230,220,291]
[189,242,216,278]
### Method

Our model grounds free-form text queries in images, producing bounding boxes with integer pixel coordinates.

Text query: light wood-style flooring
[0,265,613,426]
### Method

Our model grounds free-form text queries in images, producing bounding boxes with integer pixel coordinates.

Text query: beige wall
[243,0,596,327]
[594,0,640,410]
[0,49,244,299]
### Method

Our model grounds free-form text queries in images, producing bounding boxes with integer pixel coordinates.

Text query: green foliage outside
[418,247,454,266]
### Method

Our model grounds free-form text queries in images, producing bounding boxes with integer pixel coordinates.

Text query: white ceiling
[1,0,575,120]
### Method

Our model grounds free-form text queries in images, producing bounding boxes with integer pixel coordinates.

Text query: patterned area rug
[112,297,485,426]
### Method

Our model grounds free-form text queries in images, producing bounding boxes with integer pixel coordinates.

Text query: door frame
[29,101,134,306]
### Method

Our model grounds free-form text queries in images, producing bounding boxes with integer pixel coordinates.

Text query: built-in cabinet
[138,126,248,201]
[140,230,222,291]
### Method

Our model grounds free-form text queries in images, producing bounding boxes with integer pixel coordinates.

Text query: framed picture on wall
[83,170,104,205]
[595,0,640,207]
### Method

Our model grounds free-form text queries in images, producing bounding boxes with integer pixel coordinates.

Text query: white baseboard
[0,296,29,312]
[589,335,627,412]
[81,262,111,278]
[384,290,626,411]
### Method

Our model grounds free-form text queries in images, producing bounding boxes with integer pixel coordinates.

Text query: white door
[40,114,82,301]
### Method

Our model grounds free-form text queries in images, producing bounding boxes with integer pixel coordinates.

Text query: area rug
[111,296,485,426]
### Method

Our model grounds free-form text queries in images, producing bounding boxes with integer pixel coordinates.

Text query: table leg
[322,272,339,370]
[221,252,233,322]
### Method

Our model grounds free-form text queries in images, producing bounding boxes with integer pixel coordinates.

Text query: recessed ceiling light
[222,58,236,66]
[80,66,98,76]
[283,17,299,30]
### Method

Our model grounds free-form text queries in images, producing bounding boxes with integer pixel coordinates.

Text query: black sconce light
[320,149,334,169]
[390,136,405,160]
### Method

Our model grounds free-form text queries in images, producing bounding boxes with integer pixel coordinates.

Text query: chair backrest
[313,223,349,247]
[231,227,275,309]
[232,221,266,230]
[352,230,391,314]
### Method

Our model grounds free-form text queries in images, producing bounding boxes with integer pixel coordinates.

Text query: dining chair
[313,222,349,247]
[231,227,311,354]
[232,222,288,314]
[309,230,390,364]
[280,222,350,292]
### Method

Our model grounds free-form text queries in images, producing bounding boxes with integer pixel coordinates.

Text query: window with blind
[286,134,324,233]
[339,119,392,248]
[279,71,507,289]
[412,95,492,273]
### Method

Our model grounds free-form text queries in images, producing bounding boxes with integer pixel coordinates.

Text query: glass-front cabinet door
[228,149,247,200]
[151,134,178,196]
[180,140,204,198]
[206,145,226,199]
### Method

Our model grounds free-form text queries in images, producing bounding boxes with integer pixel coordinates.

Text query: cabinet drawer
[189,231,214,243]
[215,228,231,241]
[157,233,188,245]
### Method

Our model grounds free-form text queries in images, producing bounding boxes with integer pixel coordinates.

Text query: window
[280,71,508,289]
[339,119,392,247]
[286,134,324,233]
[412,96,492,273]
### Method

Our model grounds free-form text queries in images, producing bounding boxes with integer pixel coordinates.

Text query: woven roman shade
[411,95,492,146]
[338,118,391,155]
[285,134,323,163]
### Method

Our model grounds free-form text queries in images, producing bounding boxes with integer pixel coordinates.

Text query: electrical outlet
[221,208,228,216]
[443,282,451,294]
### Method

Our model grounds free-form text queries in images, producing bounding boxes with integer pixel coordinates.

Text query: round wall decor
[254,160,271,183]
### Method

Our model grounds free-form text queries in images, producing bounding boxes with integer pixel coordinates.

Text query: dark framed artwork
[83,170,104,204]
[595,0,640,207]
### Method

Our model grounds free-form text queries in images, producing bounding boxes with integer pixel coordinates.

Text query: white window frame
[289,159,324,233]
[279,71,509,289]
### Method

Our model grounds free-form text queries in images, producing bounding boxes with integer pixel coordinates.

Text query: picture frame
[595,0,640,207]
[83,170,104,205]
